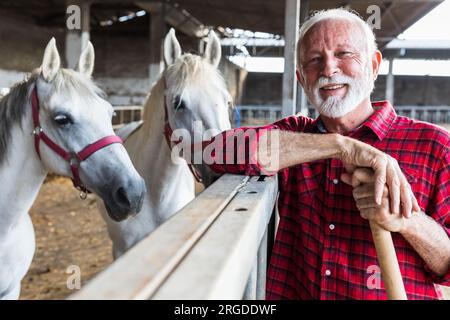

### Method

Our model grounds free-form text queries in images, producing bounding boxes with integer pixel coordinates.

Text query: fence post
[256,228,268,299]
[243,258,257,299]
[282,0,300,117]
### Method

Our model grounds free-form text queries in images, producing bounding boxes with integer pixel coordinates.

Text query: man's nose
[321,55,340,78]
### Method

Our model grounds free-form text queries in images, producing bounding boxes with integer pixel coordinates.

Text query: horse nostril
[115,187,131,208]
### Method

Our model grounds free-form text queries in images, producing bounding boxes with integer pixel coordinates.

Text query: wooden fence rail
[69,174,278,300]
[112,106,143,129]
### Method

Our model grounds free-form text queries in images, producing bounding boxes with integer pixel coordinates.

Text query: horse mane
[0,68,105,166]
[0,71,37,165]
[142,54,228,122]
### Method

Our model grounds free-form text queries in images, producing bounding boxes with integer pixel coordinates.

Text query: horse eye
[173,96,186,110]
[54,114,73,126]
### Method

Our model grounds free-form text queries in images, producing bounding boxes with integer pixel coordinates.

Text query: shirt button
[329,224,335,230]
[325,270,331,276]
[333,179,339,185]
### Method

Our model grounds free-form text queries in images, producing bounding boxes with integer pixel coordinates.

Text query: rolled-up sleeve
[426,148,450,285]
[206,115,308,176]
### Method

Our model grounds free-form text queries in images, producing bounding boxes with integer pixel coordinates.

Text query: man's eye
[338,51,352,57]
[54,114,73,126]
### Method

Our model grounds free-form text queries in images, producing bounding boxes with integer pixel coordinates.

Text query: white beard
[305,63,374,118]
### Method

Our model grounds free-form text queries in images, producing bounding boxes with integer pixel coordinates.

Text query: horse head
[162,29,232,186]
[34,38,146,221]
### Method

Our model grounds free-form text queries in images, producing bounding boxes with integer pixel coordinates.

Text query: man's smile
[319,83,348,97]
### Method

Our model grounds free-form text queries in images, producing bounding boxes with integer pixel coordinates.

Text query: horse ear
[41,38,61,82]
[77,41,95,77]
[164,28,182,66]
[204,31,221,68]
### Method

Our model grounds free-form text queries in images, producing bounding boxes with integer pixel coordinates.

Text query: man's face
[298,19,375,118]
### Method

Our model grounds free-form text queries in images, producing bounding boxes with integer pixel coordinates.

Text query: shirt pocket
[292,162,322,195]
[288,163,326,218]
[398,162,418,185]
[397,162,421,208]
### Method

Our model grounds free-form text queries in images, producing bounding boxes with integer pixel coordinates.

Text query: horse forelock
[142,53,229,124]
[53,69,106,101]
[165,54,228,99]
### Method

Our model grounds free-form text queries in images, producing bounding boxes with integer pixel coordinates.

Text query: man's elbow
[431,253,450,277]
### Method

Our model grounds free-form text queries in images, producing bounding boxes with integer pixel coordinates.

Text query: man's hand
[342,168,450,276]
[257,131,419,217]
[341,168,414,232]
[338,136,420,217]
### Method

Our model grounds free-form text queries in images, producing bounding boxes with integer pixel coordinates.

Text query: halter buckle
[68,153,81,168]
[32,126,43,136]
[79,190,88,200]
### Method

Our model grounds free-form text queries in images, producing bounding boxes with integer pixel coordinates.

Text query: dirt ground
[20,176,112,300]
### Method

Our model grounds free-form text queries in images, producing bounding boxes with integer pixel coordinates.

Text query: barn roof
[0,0,443,49]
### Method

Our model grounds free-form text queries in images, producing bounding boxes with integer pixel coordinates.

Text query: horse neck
[0,104,47,235]
[141,77,166,137]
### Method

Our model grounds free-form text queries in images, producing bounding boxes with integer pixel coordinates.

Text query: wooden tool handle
[369,221,407,300]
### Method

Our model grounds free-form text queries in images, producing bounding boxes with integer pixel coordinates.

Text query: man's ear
[372,50,383,81]
[296,69,305,87]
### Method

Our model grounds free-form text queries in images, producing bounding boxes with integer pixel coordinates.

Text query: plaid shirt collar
[314,100,397,141]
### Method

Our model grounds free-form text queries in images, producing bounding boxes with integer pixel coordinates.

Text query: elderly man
[202,8,450,299]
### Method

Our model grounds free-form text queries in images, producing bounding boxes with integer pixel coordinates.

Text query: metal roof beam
[136,1,208,38]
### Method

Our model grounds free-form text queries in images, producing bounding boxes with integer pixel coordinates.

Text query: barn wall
[241,73,450,107]
[241,73,282,105]
[11,10,447,109]
[219,59,248,105]
[372,75,450,106]
[0,9,245,107]
[90,30,156,79]
[0,10,65,72]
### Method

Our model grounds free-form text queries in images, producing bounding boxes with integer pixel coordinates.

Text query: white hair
[297,8,378,65]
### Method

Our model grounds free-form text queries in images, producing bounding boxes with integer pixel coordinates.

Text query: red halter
[31,86,123,198]
[162,80,203,183]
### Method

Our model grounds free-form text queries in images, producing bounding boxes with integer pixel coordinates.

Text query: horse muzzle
[102,176,146,222]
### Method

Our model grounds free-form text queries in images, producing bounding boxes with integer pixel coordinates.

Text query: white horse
[101,29,232,258]
[0,39,146,299]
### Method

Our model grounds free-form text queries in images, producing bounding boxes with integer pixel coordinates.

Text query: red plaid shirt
[208,101,450,300]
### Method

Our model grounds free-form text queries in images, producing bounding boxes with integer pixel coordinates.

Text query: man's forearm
[400,211,450,276]
[258,130,344,171]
